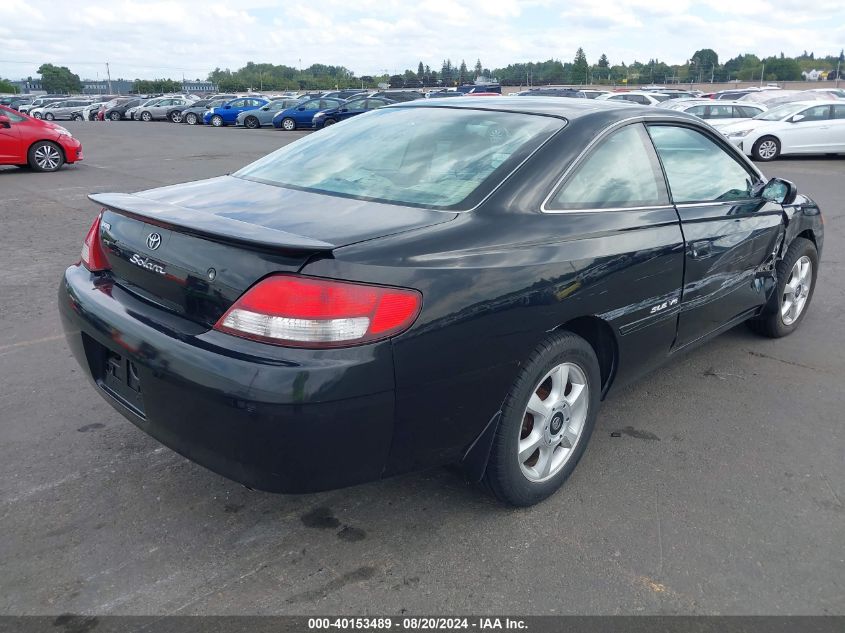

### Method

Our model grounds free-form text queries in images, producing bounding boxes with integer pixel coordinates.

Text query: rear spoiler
[89,192,336,252]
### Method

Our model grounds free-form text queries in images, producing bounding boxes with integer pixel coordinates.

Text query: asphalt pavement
[1,120,843,616]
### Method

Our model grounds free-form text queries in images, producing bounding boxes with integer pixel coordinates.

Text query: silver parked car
[235,99,303,128]
[660,99,767,128]
[137,96,193,121]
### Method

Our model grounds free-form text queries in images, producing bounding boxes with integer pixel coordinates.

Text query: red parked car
[0,104,83,172]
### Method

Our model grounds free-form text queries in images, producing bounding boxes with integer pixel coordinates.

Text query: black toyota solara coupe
[59,97,823,506]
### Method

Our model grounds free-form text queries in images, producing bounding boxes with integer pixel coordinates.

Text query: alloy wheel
[782,256,812,326]
[34,145,61,171]
[518,362,589,482]
[758,139,778,160]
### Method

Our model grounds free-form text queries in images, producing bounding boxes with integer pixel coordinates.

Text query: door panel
[0,122,22,162]
[778,105,832,153]
[673,199,783,345]
[646,123,785,348]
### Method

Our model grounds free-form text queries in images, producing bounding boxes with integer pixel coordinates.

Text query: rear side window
[686,105,707,116]
[736,105,762,118]
[549,124,669,210]
[833,105,845,120]
[647,125,756,203]
[707,104,734,119]
[236,107,563,209]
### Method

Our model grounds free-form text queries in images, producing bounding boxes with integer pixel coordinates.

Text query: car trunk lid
[91,176,455,327]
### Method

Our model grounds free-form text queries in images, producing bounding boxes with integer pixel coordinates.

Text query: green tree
[0,78,16,93]
[417,61,424,78]
[690,48,719,81]
[598,54,609,69]
[458,60,468,84]
[37,63,81,94]
[572,48,589,84]
[474,58,483,78]
[762,55,802,81]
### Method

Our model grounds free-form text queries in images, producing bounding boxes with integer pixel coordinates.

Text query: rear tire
[244,116,260,129]
[169,111,183,123]
[753,136,780,161]
[281,117,296,131]
[185,112,198,125]
[482,331,601,507]
[28,141,64,172]
[748,237,818,338]
[210,115,224,127]
[109,111,121,121]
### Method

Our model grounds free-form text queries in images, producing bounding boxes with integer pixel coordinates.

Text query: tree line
[4,49,844,96]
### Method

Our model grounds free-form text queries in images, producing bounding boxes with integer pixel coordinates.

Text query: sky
[2,0,843,81]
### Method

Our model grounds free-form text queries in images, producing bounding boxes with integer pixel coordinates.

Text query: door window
[797,105,831,122]
[647,125,757,203]
[549,124,669,210]
[736,105,762,118]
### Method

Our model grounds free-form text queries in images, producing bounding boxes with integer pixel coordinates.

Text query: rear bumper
[58,265,396,493]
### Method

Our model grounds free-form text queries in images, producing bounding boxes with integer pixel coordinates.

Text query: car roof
[389,95,702,123]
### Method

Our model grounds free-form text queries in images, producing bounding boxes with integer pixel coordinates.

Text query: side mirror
[0,115,10,129]
[790,114,805,123]
[340,108,348,112]
[760,177,798,205]
[261,106,269,110]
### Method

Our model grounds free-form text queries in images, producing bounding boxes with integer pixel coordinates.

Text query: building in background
[82,79,134,94]
[182,80,217,93]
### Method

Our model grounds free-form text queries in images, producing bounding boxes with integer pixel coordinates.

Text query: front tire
[748,237,818,338]
[753,136,780,161]
[44,112,55,121]
[281,117,296,131]
[28,141,64,172]
[71,113,83,121]
[140,111,152,122]
[244,116,260,129]
[210,115,224,127]
[323,118,337,127]
[33,112,43,119]
[483,331,601,506]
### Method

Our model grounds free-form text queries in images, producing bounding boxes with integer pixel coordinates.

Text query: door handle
[690,241,712,259]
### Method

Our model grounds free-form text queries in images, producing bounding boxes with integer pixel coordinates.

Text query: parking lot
[1,121,843,616]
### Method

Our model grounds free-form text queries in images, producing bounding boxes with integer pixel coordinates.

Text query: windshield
[236,107,564,209]
[753,103,805,121]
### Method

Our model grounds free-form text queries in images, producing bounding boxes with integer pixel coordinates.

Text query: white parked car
[660,99,766,128]
[596,91,672,106]
[721,100,845,161]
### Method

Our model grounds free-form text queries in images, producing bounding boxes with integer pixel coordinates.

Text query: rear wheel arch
[552,316,618,398]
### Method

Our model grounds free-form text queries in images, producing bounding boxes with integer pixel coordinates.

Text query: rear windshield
[235,107,563,209]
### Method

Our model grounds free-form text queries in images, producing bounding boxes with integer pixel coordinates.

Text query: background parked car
[661,99,766,128]
[138,96,193,122]
[204,97,269,127]
[29,101,66,120]
[46,99,98,121]
[127,97,165,121]
[103,97,143,121]
[597,91,672,105]
[722,100,845,161]
[518,88,588,98]
[321,89,368,100]
[18,97,65,115]
[236,99,303,128]
[272,97,346,130]
[180,98,227,125]
[312,97,394,129]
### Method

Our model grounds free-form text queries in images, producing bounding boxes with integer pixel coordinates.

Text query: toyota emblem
[146,232,162,251]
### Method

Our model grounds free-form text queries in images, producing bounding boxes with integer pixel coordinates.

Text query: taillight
[80,213,110,272]
[214,274,422,348]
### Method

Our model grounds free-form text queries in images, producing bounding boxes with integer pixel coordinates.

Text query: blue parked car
[204,97,269,127]
[312,97,395,130]
[272,98,346,131]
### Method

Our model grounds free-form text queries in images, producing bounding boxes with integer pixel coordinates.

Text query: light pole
[836,58,841,88]
[760,62,765,87]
